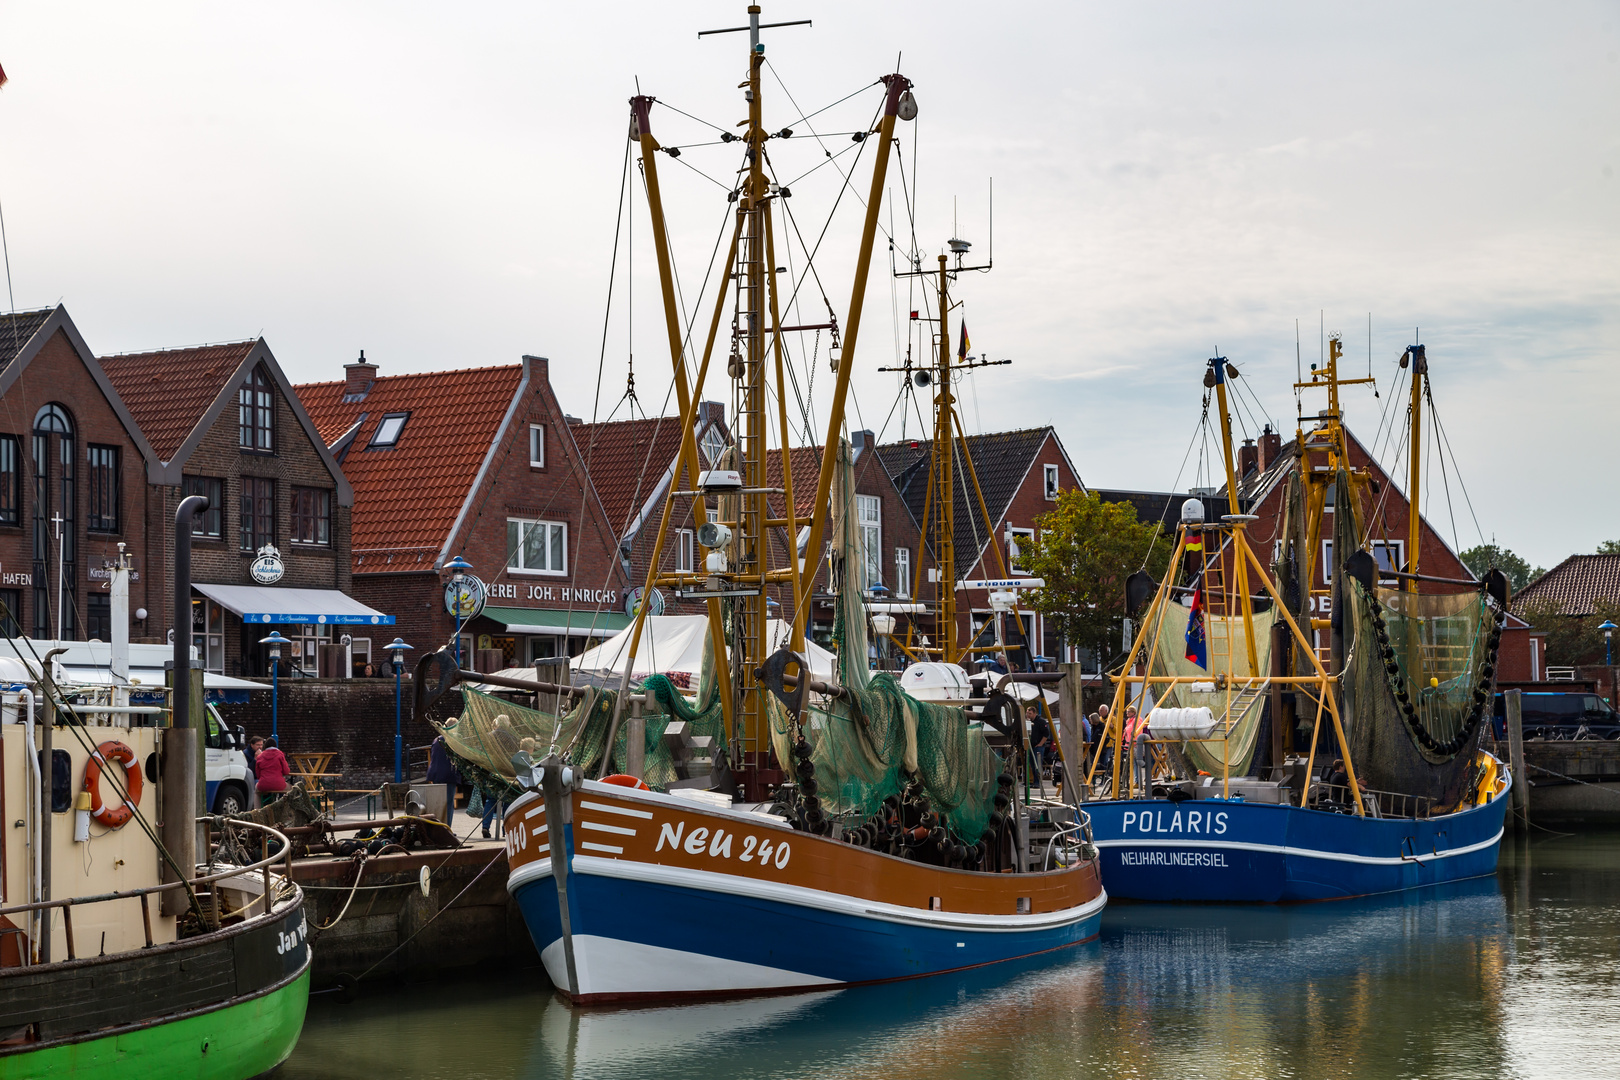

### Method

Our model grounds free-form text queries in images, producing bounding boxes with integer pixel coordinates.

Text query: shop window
[191,596,224,673]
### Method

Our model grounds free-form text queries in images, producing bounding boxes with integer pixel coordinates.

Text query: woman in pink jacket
[255,737,292,806]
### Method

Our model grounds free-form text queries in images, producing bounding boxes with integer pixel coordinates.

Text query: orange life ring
[83,741,142,829]
[599,774,651,790]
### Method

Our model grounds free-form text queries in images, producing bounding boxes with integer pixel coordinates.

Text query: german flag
[958,322,970,360]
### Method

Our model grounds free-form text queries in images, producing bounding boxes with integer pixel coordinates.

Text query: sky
[0,1,1615,573]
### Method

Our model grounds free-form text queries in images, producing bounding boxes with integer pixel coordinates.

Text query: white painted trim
[571,854,1107,933]
[545,934,837,999]
[580,820,637,837]
[1094,828,1503,867]
[580,799,653,819]
[507,858,554,893]
[580,841,625,854]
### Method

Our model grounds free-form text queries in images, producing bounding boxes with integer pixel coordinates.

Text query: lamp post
[259,631,289,741]
[445,556,473,667]
[387,637,413,783]
[1601,620,1617,667]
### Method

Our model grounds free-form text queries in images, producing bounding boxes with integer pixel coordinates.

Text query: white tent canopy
[568,615,837,683]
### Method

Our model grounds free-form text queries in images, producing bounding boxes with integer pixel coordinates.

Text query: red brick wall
[353,357,628,666]
[0,327,158,641]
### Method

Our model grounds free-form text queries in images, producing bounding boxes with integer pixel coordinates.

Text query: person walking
[479,781,504,839]
[427,735,460,826]
[255,737,291,806]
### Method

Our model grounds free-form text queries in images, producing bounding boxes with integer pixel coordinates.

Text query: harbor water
[280,831,1620,1080]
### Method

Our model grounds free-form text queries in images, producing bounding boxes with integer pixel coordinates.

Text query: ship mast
[886,241,1009,665]
[615,5,911,790]
[1404,343,1427,592]
[1208,356,1260,676]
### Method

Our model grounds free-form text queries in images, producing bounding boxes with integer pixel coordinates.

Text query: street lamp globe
[258,631,289,663]
[387,637,413,674]
[445,555,473,583]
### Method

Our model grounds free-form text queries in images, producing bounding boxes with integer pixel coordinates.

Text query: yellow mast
[1404,344,1427,592]
[933,255,956,659]
[1209,356,1260,676]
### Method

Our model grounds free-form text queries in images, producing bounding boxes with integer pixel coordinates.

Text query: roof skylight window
[369,413,409,448]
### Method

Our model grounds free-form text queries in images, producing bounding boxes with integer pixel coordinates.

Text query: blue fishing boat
[1086,341,1511,902]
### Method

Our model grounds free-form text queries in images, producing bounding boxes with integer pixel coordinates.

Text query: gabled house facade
[875,426,1084,668]
[571,403,728,618]
[299,353,627,670]
[1217,423,1544,681]
[101,338,365,676]
[0,307,161,645]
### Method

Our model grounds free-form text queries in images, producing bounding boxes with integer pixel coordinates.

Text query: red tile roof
[571,416,689,534]
[1515,554,1620,618]
[298,365,524,568]
[99,342,258,460]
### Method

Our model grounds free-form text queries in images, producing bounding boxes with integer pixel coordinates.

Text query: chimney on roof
[1258,424,1281,473]
[851,429,875,460]
[1238,438,1258,478]
[344,350,377,401]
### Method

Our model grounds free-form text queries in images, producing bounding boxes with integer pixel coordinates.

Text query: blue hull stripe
[512,860,1104,991]
[1085,779,1511,903]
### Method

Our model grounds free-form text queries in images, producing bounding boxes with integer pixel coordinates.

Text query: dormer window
[369,413,408,448]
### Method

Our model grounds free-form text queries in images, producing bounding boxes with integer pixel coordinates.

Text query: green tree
[1459,543,1542,593]
[1018,491,1171,664]
[1597,539,1620,555]
[1517,597,1620,667]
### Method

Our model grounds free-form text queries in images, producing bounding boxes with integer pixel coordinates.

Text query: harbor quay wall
[290,843,541,988]
[217,680,466,789]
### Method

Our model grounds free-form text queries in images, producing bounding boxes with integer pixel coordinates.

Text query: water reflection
[280,834,1620,1080]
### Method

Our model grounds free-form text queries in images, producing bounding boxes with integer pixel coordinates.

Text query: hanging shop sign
[445,574,488,620]
[250,545,286,585]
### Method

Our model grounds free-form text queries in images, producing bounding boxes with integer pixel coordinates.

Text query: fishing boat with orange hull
[503,772,1102,1004]
[407,2,1105,1006]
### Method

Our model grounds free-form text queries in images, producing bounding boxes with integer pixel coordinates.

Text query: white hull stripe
[580,842,625,854]
[571,854,1106,933]
[580,820,636,837]
[1094,828,1503,866]
[524,805,546,821]
[541,934,837,998]
[581,799,654,820]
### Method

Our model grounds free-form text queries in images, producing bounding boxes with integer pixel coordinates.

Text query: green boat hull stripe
[2,962,309,1080]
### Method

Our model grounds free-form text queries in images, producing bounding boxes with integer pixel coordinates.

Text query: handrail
[0,816,294,963]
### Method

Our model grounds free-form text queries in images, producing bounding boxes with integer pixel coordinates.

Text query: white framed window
[894,547,911,599]
[1043,464,1060,501]
[507,517,567,575]
[707,508,719,525]
[856,494,882,590]
[369,413,408,448]
[1008,527,1035,575]
[700,422,727,466]
[675,528,695,573]
[1323,539,1404,586]
[529,424,545,467]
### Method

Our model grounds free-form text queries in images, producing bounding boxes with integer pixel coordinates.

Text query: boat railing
[0,817,294,966]
[1041,812,1092,870]
[1308,782,1433,819]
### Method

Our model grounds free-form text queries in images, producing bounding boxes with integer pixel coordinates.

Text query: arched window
[32,403,73,436]
[31,402,75,638]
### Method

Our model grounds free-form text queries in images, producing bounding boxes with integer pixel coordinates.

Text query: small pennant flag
[958,322,971,359]
[0,62,9,90]
[1185,586,1208,669]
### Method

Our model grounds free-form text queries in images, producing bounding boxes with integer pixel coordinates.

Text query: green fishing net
[1149,600,1277,777]
[764,441,1005,844]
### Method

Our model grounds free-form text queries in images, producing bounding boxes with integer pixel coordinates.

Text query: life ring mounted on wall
[83,740,143,829]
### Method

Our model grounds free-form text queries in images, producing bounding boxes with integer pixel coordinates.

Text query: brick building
[1219,424,1543,680]
[875,427,1085,667]
[100,337,373,677]
[0,307,161,644]
[299,354,626,670]
[570,403,728,617]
